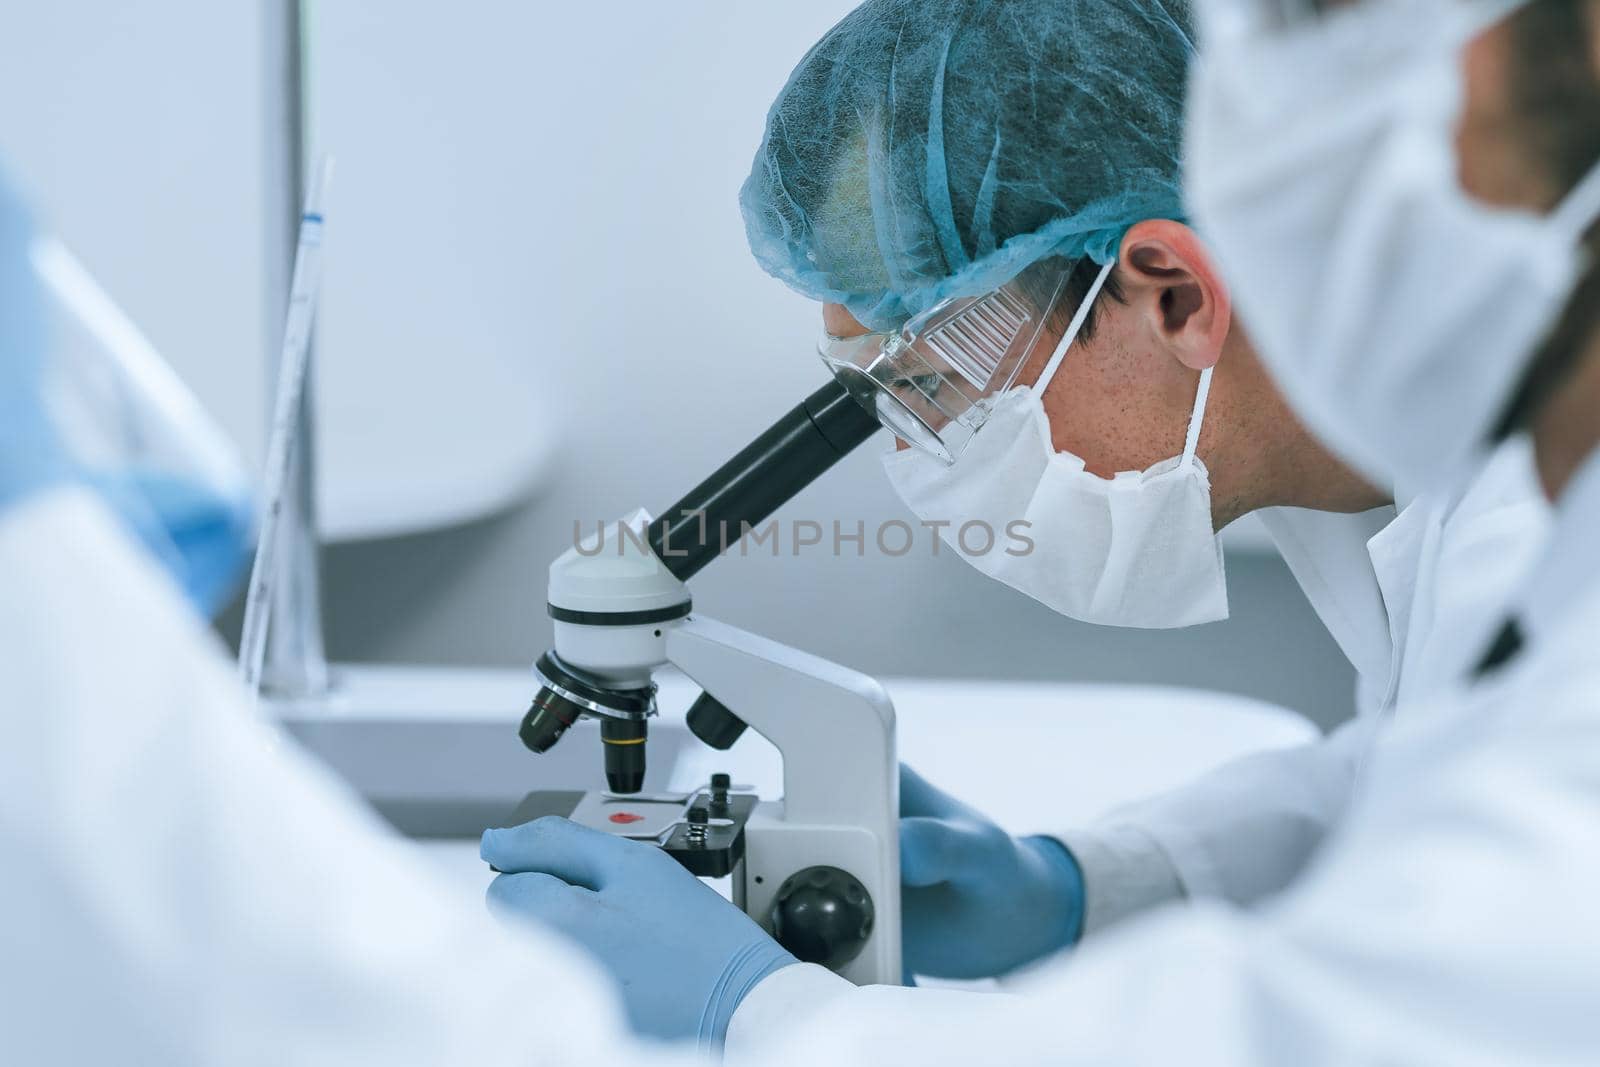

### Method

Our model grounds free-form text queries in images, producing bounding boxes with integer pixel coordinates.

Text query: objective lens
[522,651,656,791]
[602,717,647,794]
[519,685,580,753]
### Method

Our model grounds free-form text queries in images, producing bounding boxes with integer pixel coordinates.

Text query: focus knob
[768,866,874,970]
[686,692,748,750]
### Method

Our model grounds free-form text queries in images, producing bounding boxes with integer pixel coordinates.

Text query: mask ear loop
[1551,152,1600,240]
[1032,259,1116,398]
[1182,367,1215,466]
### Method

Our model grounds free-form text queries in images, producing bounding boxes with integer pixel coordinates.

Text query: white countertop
[355,666,1319,891]
[660,674,1315,834]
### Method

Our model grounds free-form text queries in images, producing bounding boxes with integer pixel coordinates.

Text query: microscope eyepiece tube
[646,379,879,582]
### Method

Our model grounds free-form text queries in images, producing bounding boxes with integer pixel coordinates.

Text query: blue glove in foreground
[482,817,797,1050]
[0,168,252,613]
[899,763,1086,979]
[87,468,254,615]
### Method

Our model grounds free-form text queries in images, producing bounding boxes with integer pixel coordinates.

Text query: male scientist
[730,0,1549,977]
[488,0,1540,990]
[482,0,1600,1060]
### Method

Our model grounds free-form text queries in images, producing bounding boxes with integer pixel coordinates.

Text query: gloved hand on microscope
[481,816,797,1053]
[480,764,1087,1048]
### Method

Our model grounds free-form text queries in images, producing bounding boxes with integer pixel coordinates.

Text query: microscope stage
[502,785,757,879]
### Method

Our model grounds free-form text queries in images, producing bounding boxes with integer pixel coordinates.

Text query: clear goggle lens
[818,260,1074,464]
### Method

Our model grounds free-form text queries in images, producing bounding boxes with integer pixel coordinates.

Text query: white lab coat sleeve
[1056,713,1376,933]
[1052,822,1184,936]
[726,640,1600,1066]
[0,490,698,1067]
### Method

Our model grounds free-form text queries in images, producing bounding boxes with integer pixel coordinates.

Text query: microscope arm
[521,379,901,981]
[665,615,896,829]
[665,613,900,985]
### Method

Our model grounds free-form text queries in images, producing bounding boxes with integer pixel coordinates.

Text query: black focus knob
[768,866,874,970]
[686,692,748,751]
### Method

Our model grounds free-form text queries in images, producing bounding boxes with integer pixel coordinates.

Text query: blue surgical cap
[741,0,1195,331]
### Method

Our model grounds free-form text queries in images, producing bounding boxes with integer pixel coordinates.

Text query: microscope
[508,380,901,985]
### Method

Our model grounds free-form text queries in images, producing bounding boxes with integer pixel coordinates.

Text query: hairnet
[741,0,1195,331]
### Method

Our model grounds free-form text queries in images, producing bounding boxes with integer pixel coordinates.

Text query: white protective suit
[0,433,1554,1067]
[728,443,1600,1064]
[1053,439,1550,933]
[0,488,699,1067]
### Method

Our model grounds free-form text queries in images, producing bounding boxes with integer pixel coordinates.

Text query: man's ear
[1114,220,1232,371]
[822,301,872,338]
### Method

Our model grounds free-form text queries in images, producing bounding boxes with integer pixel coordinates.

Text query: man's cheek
[1456,21,1561,209]
[1456,27,1515,203]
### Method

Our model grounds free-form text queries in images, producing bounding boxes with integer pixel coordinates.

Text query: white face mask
[1184,0,1600,495]
[882,262,1228,629]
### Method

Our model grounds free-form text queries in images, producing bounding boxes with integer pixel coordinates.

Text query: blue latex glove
[87,467,254,615]
[481,816,797,1050]
[0,169,70,510]
[0,165,252,611]
[899,763,1086,979]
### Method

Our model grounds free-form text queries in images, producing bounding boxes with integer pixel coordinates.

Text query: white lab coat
[0,461,1554,1067]
[0,489,698,1066]
[726,444,1600,1065]
[1055,440,1550,931]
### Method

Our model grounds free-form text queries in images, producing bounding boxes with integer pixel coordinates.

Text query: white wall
[304,2,1356,727]
[0,1,273,469]
[0,2,1357,729]
[305,1,863,534]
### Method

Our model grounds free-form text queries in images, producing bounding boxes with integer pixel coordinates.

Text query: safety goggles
[817,259,1075,464]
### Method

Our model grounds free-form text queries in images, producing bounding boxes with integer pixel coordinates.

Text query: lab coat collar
[1265,441,1553,716]
[1257,505,1399,711]
[1363,498,1431,710]
[1515,443,1600,646]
